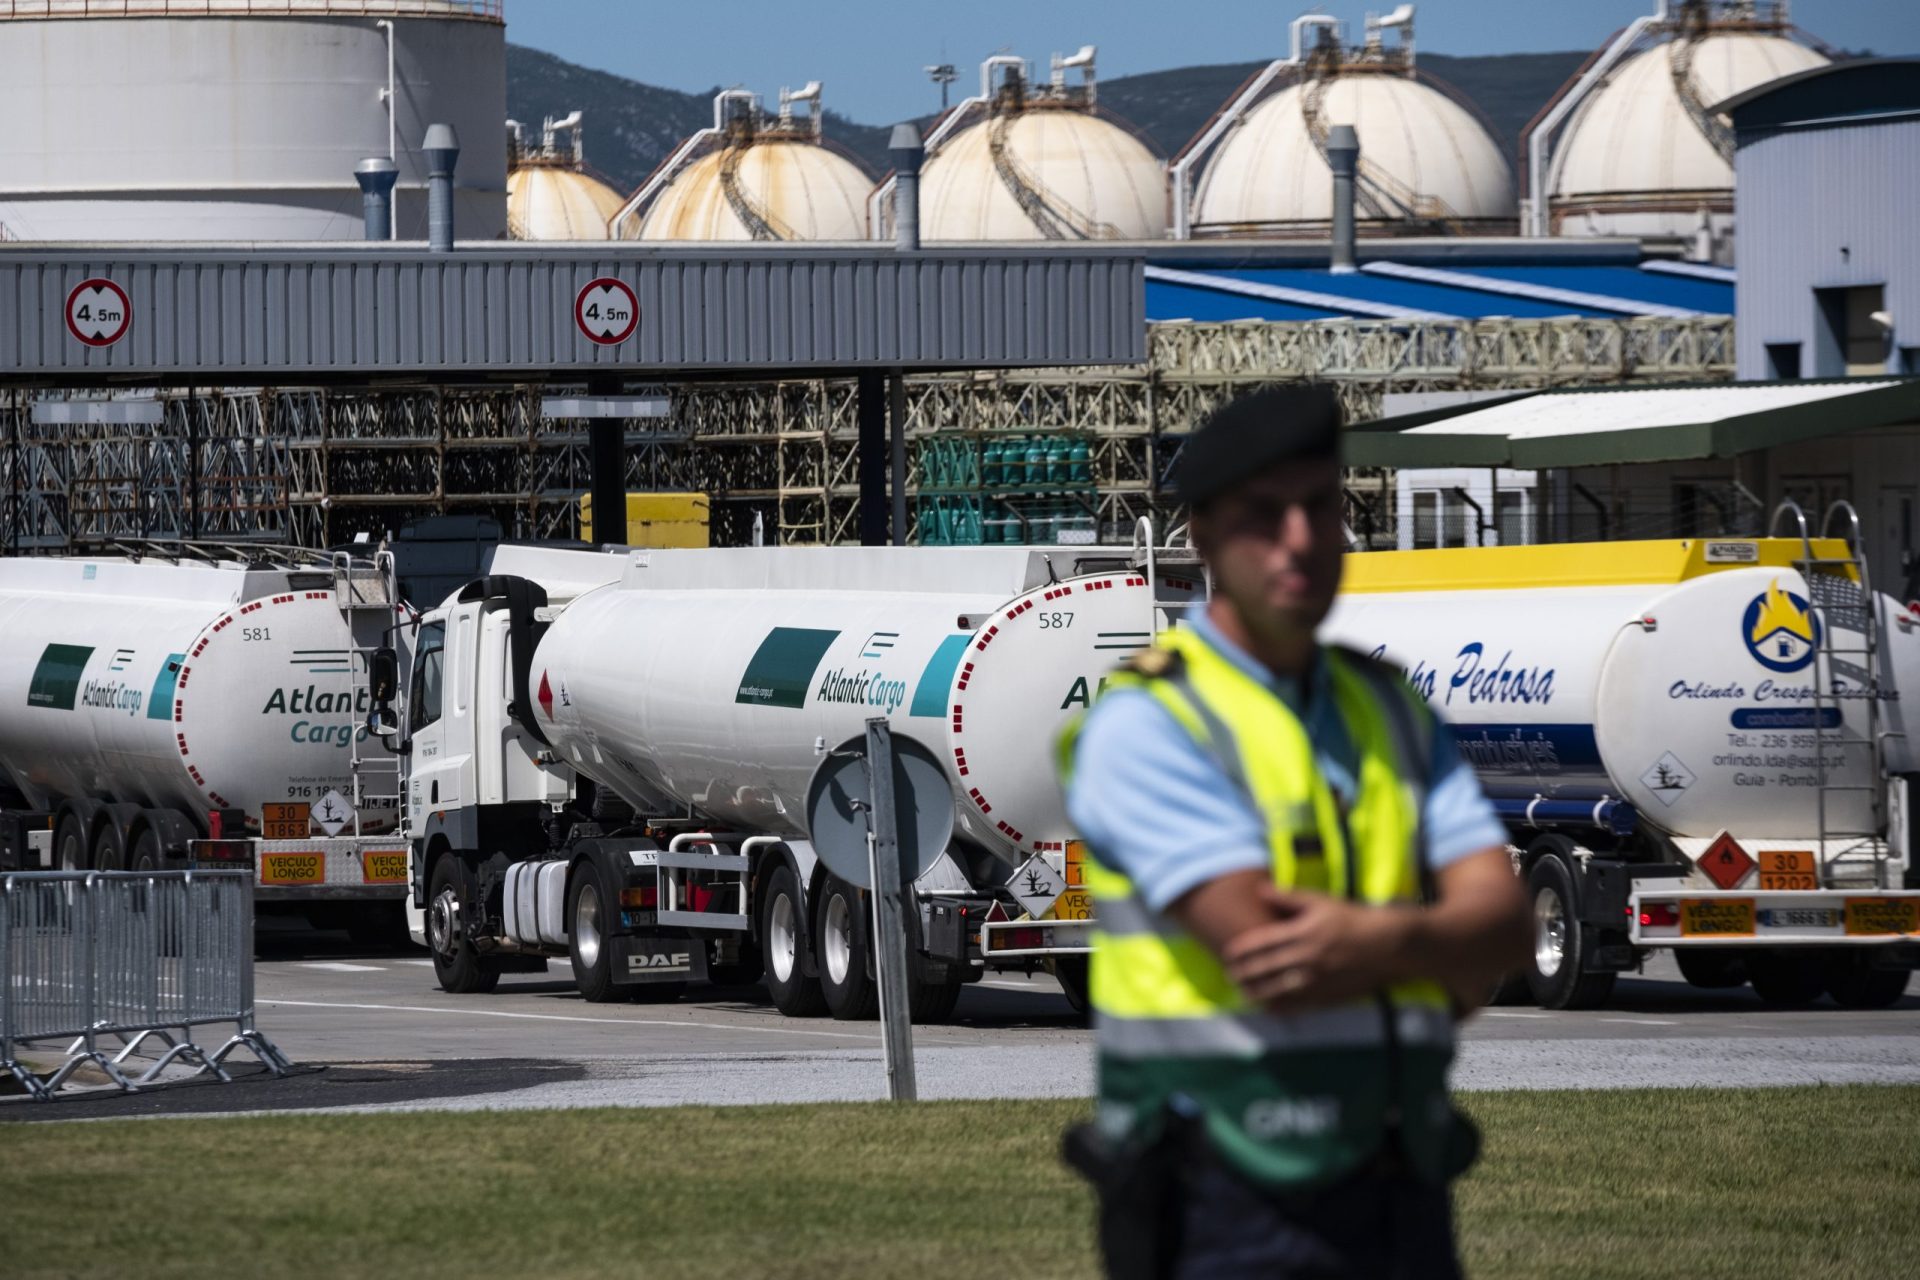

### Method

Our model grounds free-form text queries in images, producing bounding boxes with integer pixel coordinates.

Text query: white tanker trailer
[1324,533,1920,1010]
[0,550,412,938]
[402,543,1183,1018]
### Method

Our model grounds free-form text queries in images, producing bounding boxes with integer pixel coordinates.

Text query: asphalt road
[4,923,1915,1122]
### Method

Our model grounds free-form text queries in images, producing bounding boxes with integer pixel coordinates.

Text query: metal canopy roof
[0,242,1144,384]
[1144,257,1733,324]
[1346,378,1920,469]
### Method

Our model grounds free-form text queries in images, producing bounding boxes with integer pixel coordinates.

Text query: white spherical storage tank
[0,0,507,242]
[0,557,390,839]
[917,106,1166,242]
[1191,74,1515,234]
[507,165,626,240]
[630,141,872,242]
[530,570,1164,865]
[1546,30,1827,239]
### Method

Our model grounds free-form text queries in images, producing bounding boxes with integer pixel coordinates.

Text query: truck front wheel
[428,855,501,995]
[815,874,878,1020]
[760,861,826,1017]
[1524,852,1616,1010]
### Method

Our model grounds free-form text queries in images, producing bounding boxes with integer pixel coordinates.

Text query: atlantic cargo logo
[1742,579,1819,674]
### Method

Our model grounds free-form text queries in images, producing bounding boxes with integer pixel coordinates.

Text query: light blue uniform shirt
[1065,613,1508,912]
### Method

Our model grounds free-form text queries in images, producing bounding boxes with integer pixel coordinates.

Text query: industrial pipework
[1328,125,1358,272]
[1166,12,1344,240]
[355,156,399,242]
[423,122,460,251]
[890,123,925,252]
[1522,1,1671,237]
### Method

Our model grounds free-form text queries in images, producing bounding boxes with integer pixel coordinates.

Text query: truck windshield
[410,621,446,734]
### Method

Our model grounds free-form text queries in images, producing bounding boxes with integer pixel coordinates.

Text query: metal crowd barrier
[1,870,292,1101]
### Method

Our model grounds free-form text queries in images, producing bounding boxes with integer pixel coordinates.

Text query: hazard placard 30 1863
[575,277,639,346]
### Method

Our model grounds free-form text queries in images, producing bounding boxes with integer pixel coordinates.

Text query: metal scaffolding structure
[3,313,1735,552]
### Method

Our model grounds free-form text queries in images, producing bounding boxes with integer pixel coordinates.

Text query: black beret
[1175,384,1343,508]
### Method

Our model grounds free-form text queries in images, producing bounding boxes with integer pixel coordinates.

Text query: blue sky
[508,0,1920,125]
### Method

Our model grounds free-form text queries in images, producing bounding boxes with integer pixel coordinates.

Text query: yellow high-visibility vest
[1059,627,1457,1187]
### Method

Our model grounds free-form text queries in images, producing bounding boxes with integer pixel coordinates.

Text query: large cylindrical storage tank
[0,0,507,242]
[1542,11,1827,242]
[532,570,1162,865]
[1321,544,1920,844]
[0,557,388,836]
[917,105,1166,242]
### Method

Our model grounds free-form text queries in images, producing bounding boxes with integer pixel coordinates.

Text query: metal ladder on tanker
[1770,499,1894,889]
[331,549,406,838]
[1131,517,1207,636]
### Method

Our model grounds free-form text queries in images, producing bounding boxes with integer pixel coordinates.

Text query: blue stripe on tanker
[1449,722,1608,799]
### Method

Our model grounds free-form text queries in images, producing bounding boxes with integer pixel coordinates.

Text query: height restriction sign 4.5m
[575,276,639,346]
[66,277,132,347]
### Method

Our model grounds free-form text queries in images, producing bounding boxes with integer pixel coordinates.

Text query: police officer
[1059,385,1529,1279]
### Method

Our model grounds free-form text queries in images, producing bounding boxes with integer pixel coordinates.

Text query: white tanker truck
[401,543,1187,1018]
[1325,528,1920,1010]
[401,521,1916,1018]
[0,549,412,940]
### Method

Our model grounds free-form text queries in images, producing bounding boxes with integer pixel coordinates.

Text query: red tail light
[620,886,658,909]
[208,810,225,840]
[1639,902,1679,928]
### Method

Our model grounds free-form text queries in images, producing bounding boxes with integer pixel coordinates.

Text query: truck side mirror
[368,646,400,702]
[366,704,402,741]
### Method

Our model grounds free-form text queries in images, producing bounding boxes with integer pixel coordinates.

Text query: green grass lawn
[4,1087,1915,1279]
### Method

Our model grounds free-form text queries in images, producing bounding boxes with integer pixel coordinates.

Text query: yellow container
[579,492,710,548]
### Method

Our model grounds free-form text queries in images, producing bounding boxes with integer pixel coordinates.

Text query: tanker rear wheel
[1052,955,1091,1019]
[346,903,410,950]
[128,824,163,876]
[90,821,128,872]
[428,855,501,996]
[1747,950,1827,1007]
[1524,851,1616,1011]
[54,815,87,871]
[760,861,826,1018]
[1824,953,1911,1009]
[1487,972,1533,1006]
[816,875,878,1021]
[1676,949,1749,990]
[909,974,964,1024]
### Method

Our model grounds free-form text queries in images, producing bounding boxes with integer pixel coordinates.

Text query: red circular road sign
[65,277,132,348]
[575,276,640,346]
